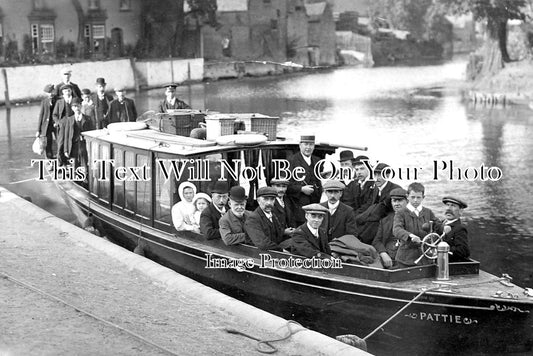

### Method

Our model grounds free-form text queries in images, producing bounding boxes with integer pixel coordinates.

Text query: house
[0,0,142,60]
[305,1,336,66]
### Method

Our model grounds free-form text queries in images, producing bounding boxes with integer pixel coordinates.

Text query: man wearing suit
[219,186,252,246]
[438,196,470,262]
[58,98,94,168]
[342,154,375,215]
[270,178,296,236]
[356,163,401,244]
[320,180,358,241]
[92,77,114,129]
[286,135,322,226]
[35,84,57,159]
[200,181,229,240]
[372,187,408,268]
[53,84,76,165]
[54,67,82,99]
[245,187,291,251]
[158,83,191,113]
[291,204,332,259]
[107,87,138,124]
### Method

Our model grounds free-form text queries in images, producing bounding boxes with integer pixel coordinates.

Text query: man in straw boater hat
[200,181,229,240]
[286,135,322,227]
[219,186,252,246]
[270,178,297,236]
[291,203,332,259]
[372,187,408,269]
[438,196,470,262]
[158,83,191,113]
[244,187,292,251]
[320,180,358,241]
[92,77,114,129]
[54,66,82,99]
[356,163,401,244]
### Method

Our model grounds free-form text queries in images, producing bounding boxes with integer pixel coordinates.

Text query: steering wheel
[420,232,442,260]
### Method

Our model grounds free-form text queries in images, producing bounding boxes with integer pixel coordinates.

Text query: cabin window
[97,144,110,202]
[136,154,151,219]
[113,148,125,207]
[154,163,172,226]
[124,151,136,212]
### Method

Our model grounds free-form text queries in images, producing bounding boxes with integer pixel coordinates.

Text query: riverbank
[469,60,533,106]
[0,186,366,356]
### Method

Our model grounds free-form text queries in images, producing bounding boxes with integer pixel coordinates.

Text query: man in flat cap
[35,84,57,159]
[58,97,93,169]
[356,163,401,244]
[372,187,408,268]
[158,83,191,113]
[291,204,332,259]
[200,181,229,240]
[245,187,291,251]
[107,87,138,124]
[270,178,297,235]
[320,180,357,241]
[54,67,81,99]
[286,135,322,227]
[438,196,470,262]
[219,186,252,246]
[92,78,114,129]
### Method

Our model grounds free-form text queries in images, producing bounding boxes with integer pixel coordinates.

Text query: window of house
[88,0,100,10]
[119,0,131,11]
[271,19,278,30]
[84,23,106,56]
[92,24,105,39]
[30,23,55,54]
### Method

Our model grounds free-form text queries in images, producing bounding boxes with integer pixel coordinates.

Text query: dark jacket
[158,98,191,113]
[273,197,295,230]
[200,204,224,240]
[439,219,470,262]
[320,201,357,241]
[244,207,285,251]
[91,92,114,129]
[52,97,74,127]
[219,210,251,246]
[37,97,56,135]
[59,114,93,157]
[372,212,399,260]
[356,181,401,244]
[54,82,82,99]
[107,97,138,124]
[342,180,375,215]
[291,223,331,258]
[286,152,322,225]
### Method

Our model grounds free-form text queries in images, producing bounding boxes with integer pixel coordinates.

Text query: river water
[1,60,532,288]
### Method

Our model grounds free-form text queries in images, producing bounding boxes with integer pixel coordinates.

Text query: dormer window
[88,0,100,10]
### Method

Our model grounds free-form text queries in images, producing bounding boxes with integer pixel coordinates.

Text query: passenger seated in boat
[355,163,401,244]
[270,178,296,236]
[393,182,440,268]
[437,196,470,262]
[320,180,357,241]
[245,187,293,251]
[200,181,229,240]
[347,155,375,215]
[219,186,252,246]
[291,204,333,259]
[191,193,211,234]
[158,83,191,113]
[58,97,93,169]
[372,187,408,269]
[171,182,197,232]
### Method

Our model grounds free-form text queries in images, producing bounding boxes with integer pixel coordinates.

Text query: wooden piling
[2,68,11,109]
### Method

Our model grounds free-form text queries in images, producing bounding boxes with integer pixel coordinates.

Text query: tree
[441,0,527,75]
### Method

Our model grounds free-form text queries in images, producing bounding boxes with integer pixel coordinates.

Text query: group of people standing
[171,134,471,269]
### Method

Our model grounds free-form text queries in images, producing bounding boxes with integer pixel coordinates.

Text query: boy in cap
[92,78,114,129]
[200,181,229,240]
[219,186,252,246]
[438,196,470,262]
[372,187,408,268]
[356,163,401,244]
[58,97,93,168]
[320,180,357,241]
[286,135,322,226]
[158,83,191,113]
[393,182,440,267]
[245,187,291,251]
[54,67,81,99]
[291,204,332,259]
[107,87,138,124]
[270,178,296,235]
[80,88,96,128]
[35,84,57,159]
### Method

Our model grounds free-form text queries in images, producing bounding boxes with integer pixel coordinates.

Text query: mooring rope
[0,271,180,356]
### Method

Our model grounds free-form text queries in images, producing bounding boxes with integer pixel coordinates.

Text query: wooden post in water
[129,57,140,92]
[2,68,11,109]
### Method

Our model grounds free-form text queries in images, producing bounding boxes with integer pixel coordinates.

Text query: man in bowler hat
[92,78,114,129]
[291,204,333,259]
[286,135,322,226]
[200,181,229,240]
[245,187,292,251]
[219,186,252,246]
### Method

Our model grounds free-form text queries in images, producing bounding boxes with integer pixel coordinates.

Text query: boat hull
[60,183,533,355]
